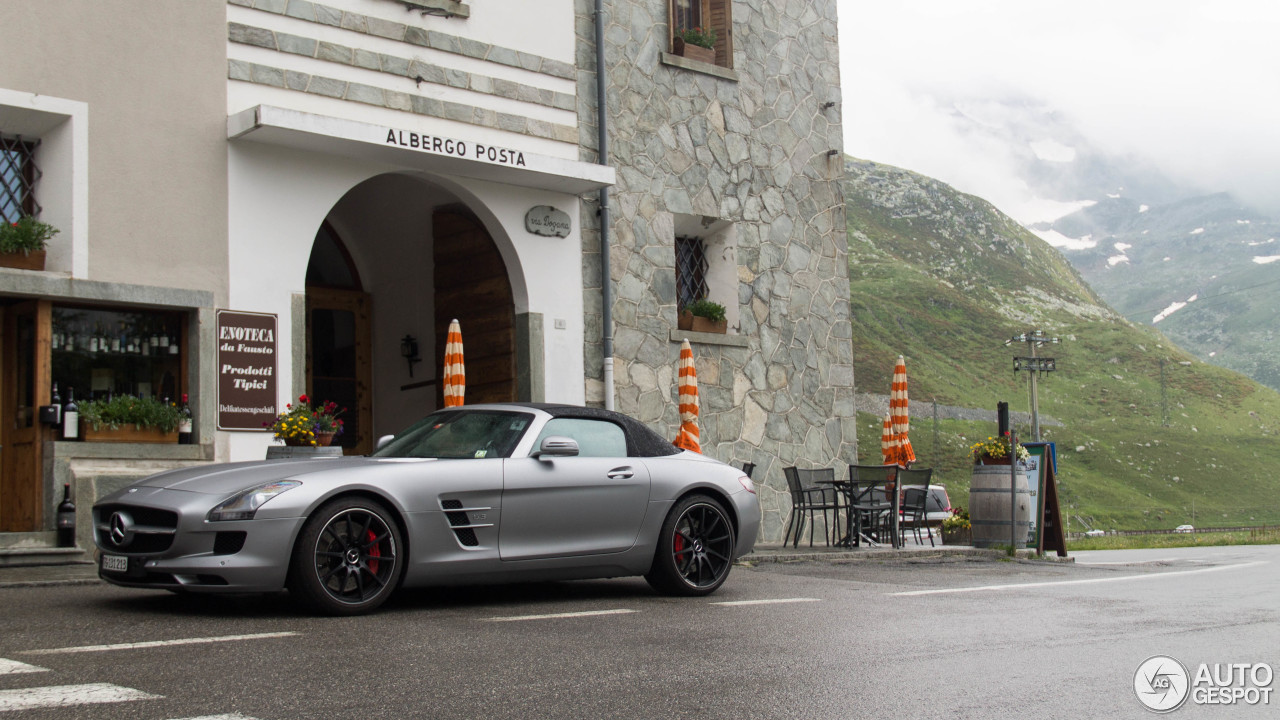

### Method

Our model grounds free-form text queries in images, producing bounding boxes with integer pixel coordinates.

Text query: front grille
[95,503,179,554]
[213,532,247,555]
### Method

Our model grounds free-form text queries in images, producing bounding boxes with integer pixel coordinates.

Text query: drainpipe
[594,0,614,410]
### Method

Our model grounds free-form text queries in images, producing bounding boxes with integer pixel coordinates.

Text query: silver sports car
[94,403,760,614]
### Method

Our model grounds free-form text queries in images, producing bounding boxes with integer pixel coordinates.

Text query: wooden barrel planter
[969,464,1032,549]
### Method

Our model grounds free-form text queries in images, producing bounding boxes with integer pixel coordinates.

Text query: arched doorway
[433,208,517,405]
[305,176,522,452]
[305,221,372,455]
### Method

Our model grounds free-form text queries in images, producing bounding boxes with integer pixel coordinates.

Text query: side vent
[440,498,493,548]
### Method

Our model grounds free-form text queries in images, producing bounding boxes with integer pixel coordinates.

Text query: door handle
[607,467,634,480]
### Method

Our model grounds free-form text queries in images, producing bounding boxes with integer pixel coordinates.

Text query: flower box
[941,527,971,546]
[678,310,694,331]
[673,38,715,65]
[83,423,178,444]
[0,250,46,271]
[691,316,727,334]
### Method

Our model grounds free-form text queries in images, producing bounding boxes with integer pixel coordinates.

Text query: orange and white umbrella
[880,412,898,465]
[442,319,465,407]
[672,339,701,453]
[888,354,916,466]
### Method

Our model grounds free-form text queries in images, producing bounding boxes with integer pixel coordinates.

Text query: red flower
[299,394,309,403]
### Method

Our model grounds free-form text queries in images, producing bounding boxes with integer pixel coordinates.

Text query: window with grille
[0,134,41,222]
[669,0,732,68]
[675,235,709,309]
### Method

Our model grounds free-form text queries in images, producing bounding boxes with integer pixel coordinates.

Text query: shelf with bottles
[50,305,188,416]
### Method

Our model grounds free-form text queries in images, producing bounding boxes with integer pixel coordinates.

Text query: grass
[842,159,1280,532]
[1067,528,1280,551]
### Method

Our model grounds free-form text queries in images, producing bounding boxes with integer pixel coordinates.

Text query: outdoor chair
[782,467,840,548]
[847,464,901,547]
[896,467,936,546]
[900,487,932,546]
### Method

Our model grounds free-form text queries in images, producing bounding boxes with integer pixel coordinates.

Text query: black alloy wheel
[289,497,402,615]
[645,494,736,596]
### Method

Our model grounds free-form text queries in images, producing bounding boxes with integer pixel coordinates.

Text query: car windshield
[372,410,533,459]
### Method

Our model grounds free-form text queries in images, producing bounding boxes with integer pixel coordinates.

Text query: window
[673,214,738,332]
[0,133,40,222]
[669,0,732,68]
[535,418,627,458]
[675,235,709,310]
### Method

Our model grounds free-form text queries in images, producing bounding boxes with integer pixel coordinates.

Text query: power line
[1121,274,1280,323]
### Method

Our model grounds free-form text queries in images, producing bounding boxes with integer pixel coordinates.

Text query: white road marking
[171,715,262,720]
[0,683,160,712]
[0,658,47,675]
[21,632,299,656]
[485,609,638,622]
[891,561,1266,596]
[711,598,822,606]
[1075,557,1178,565]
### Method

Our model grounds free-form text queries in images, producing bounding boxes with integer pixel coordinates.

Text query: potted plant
[265,394,345,447]
[679,298,727,334]
[673,25,717,64]
[969,432,1030,465]
[80,395,183,443]
[941,506,971,545]
[0,216,58,271]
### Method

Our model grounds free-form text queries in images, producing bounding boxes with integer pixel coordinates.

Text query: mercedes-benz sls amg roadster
[94,404,759,614]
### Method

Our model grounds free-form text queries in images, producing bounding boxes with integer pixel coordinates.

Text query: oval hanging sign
[525,205,571,238]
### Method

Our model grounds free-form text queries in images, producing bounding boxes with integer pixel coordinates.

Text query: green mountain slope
[844,159,1280,531]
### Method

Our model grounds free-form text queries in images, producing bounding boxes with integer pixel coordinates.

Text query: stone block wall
[575,0,857,542]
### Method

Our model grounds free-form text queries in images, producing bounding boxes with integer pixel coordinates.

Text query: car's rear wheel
[645,494,735,596]
[289,496,402,615]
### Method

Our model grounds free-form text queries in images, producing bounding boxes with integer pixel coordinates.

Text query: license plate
[101,554,128,573]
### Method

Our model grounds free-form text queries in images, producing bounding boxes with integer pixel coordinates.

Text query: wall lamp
[401,334,421,377]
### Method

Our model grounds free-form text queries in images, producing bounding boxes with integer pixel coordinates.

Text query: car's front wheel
[645,494,736,596]
[289,496,403,615]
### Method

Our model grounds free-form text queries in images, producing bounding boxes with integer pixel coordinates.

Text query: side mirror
[376,434,394,450]
[532,435,579,459]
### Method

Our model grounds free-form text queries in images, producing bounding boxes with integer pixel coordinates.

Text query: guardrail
[1067,525,1280,540]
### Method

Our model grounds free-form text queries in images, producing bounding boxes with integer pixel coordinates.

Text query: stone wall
[575,1,855,542]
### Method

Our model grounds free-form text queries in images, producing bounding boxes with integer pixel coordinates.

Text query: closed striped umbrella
[672,339,701,453]
[880,412,899,465]
[888,354,916,466]
[442,319,465,407]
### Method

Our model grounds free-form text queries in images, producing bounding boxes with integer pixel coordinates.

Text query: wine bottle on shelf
[62,387,79,440]
[178,394,193,445]
[51,382,63,430]
[56,484,76,547]
[169,333,180,354]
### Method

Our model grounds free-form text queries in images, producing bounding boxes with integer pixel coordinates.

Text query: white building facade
[0,0,853,553]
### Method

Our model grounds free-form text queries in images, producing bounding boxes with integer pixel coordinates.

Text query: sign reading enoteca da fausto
[216,309,277,431]
[525,205,571,237]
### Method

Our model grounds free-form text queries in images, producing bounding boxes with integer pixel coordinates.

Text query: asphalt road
[1,545,1276,718]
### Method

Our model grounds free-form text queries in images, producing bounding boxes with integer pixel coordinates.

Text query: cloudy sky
[837,1,1280,224]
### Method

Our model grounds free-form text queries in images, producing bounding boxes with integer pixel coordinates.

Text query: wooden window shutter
[709,0,731,67]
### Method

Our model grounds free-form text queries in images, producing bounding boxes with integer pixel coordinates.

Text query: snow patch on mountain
[1154,295,1198,324]
[1253,256,1280,265]
[1034,228,1096,250]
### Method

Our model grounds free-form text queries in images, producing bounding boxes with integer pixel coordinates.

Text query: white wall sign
[525,205,571,237]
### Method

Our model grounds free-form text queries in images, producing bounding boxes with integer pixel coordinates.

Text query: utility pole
[1006,330,1061,442]
[1160,358,1169,426]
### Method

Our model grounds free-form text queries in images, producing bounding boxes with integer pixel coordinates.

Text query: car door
[499,417,651,561]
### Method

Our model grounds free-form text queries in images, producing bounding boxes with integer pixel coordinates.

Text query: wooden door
[1,301,50,532]
[433,210,516,405]
[306,289,373,455]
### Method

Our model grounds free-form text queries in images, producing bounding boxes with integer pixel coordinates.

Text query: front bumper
[94,488,303,593]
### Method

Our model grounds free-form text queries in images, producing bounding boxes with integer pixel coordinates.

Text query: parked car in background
[1084,529,1106,538]
[1175,524,1195,533]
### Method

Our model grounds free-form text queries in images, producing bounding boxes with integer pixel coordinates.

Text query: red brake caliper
[673,532,685,569]
[366,530,381,575]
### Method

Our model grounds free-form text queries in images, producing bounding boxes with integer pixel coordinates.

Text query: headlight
[207,481,301,521]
